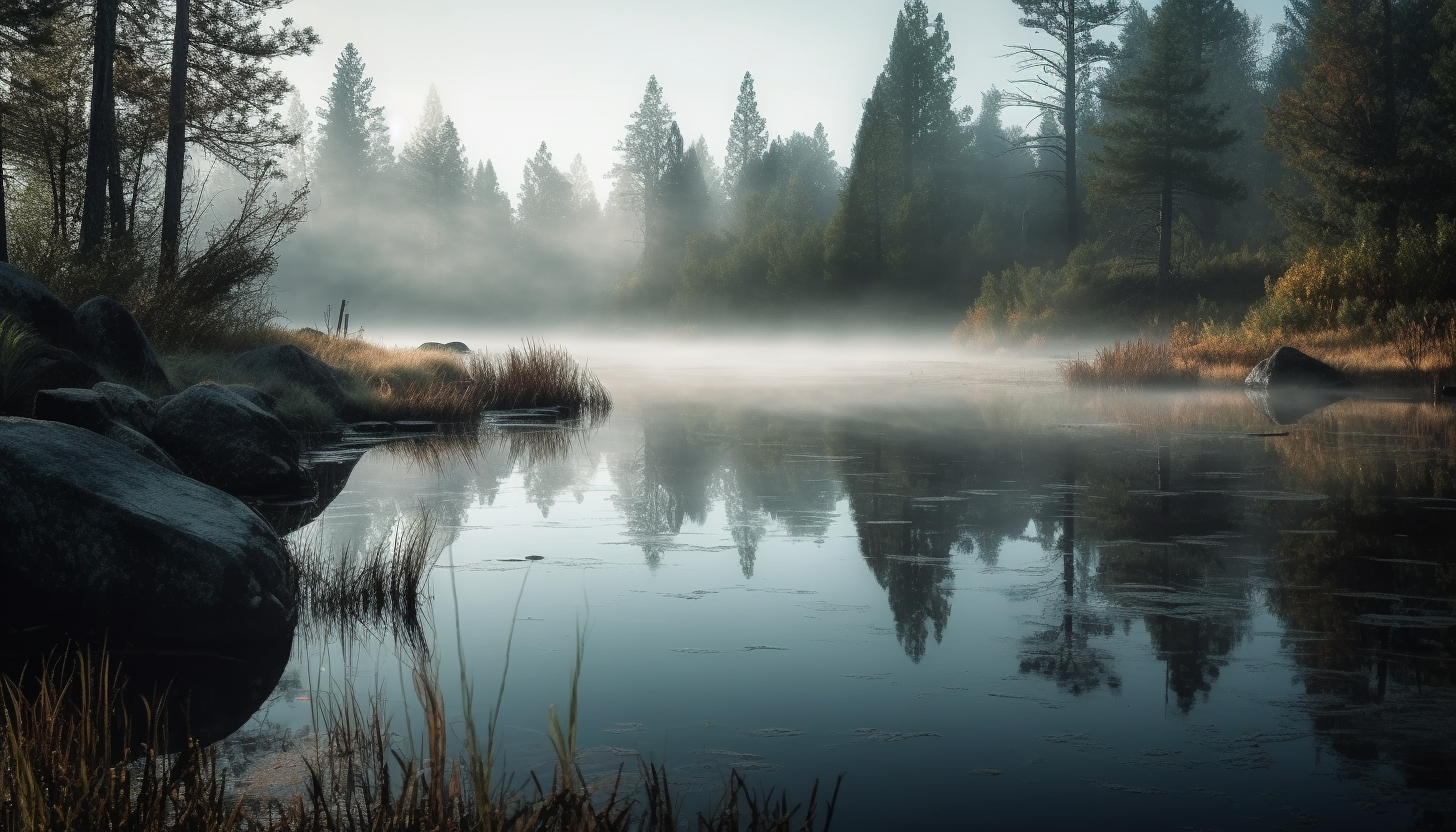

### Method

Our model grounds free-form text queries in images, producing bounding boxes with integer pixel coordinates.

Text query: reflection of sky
[241,367,1454,829]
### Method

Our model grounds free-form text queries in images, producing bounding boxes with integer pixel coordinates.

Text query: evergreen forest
[4,0,1456,342]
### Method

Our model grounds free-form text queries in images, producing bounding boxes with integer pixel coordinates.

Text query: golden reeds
[1060,339,1198,388]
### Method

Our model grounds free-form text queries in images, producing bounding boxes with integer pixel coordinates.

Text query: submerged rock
[0,418,296,645]
[1245,346,1352,389]
[152,382,309,497]
[0,262,91,354]
[233,343,347,405]
[74,295,169,388]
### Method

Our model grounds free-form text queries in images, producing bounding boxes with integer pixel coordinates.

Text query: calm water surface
[232,339,1456,831]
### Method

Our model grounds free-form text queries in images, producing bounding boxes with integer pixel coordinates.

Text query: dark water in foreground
[230,343,1455,830]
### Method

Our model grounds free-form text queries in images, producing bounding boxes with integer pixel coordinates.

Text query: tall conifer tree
[610,76,675,253]
[315,43,390,205]
[1089,0,1243,292]
[724,72,767,195]
[1007,0,1124,254]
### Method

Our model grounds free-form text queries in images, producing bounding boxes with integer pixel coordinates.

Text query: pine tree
[568,154,601,218]
[1088,0,1243,292]
[1264,0,1448,248]
[471,159,513,233]
[690,135,725,218]
[882,1,959,190]
[281,91,314,184]
[609,76,675,250]
[724,72,767,195]
[826,1,966,294]
[315,43,391,205]
[518,141,575,235]
[400,86,470,219]
[1007,0,1124,253]
[0,0,62,263]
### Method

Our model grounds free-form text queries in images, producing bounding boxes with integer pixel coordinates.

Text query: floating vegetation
[743,728,806,738]
[849,728,941,743]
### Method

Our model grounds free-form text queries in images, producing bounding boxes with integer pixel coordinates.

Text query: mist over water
[221,344,1456,830]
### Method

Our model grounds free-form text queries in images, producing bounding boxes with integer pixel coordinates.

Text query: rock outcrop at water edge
[1244,346,1352,389]
[0,418,296,645]
[152,382,310,497]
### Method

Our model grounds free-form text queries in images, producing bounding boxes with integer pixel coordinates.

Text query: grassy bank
[1060,322,1456,391]
[164,328,612,431]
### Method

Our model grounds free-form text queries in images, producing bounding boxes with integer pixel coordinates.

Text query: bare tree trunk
[80,0,120,255]
[1063,0,1079,255]
[1157,173,1174,301]
[0,108,9,263]
[107,86,126,242]
[159,0,190,285]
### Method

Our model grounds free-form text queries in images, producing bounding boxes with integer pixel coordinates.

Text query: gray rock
[33,383,158,435]
[152,383,309,497]
[93,381,159,434]
[0,418,296,645]
[102,421,181,473]
[1244,346,1352,389]
[32,388,110,430]
[74,296,169,388]
[0,262,91,354]
[420,341,471,354]
[224,384,279,415]
[233,344,346,405]
[18,345,103,414]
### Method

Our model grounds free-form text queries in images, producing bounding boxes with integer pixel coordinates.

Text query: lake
[229,336,1456,831]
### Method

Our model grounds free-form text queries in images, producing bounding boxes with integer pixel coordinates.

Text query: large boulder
[233,344,347,405]
[74,295,169,389]
[152,382,309,497]
[32,382,158,435]
[0,262,91,354]
[0,418,296,645]
[1244,346,1352,389]
[9,344,103,416]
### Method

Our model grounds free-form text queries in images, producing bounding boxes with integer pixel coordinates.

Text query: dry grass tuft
[163,328,613,429]
[1,649,840,832]
[0,650,240,831]
[290,510,440,648]
[1060,339,1198,388]
[469,340,613,421]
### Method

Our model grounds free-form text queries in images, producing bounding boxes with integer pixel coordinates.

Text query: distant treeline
[4,1,1456,335]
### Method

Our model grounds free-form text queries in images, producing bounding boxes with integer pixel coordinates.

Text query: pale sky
[275,0,1288,202]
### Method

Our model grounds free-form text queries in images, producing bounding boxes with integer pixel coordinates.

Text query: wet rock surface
[153,383,309,497]
[74,295,169,388]
[0,262,92,354]
[0,418,296,646]
[1245,346,1352,389]
[233,344,347,405]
